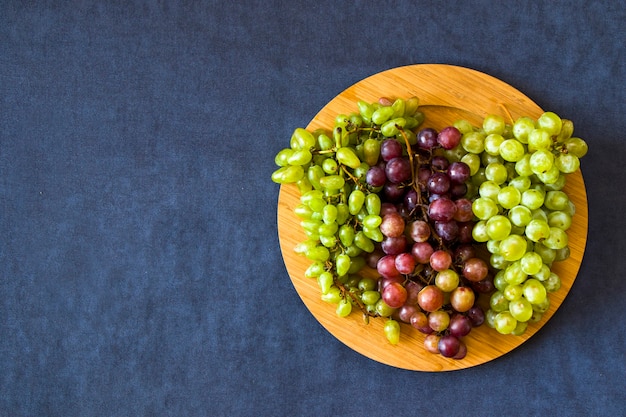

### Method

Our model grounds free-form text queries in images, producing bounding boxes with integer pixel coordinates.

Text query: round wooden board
[277,64,588,371]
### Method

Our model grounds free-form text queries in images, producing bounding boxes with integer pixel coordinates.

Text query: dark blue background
[1,1,624,416]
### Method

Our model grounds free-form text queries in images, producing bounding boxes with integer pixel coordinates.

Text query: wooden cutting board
[277,64,588,371]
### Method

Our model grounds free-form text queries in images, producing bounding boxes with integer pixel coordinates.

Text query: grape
[380,139,403,161]
[417,285,444,312]
[438,334,461,357]
[449,313,472,337]
[467,306,486,327]
[382,282,408,308]
[377,255,400,278]
[462,257,489,282]
[428,310,451,332]
[410,311,432,334]
[428,197,457,222]
[386,157,412,183]
[494,311,517,334]
[447,161,471,184]
[381,235,408,255]
[383,319,400,345]
[449,286,475,312]
[431,155,450,171]
[409,220,431,243]
[412,241,434,264]
[366,166,387,187]
[380,212,405,238]
[395,252,416,274]
[427,172,451,194]
[435,269,460,292]
[437,126,462,150]
[417,128,438,150]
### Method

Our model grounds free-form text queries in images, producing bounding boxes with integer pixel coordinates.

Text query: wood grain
[277,64,588,371]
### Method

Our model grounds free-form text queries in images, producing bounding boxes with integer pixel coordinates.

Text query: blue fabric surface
[1,1,624,416]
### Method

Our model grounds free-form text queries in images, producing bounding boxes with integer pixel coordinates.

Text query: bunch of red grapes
[363,126,493,359]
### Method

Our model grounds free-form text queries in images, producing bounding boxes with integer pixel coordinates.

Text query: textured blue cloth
[1,1,624,416]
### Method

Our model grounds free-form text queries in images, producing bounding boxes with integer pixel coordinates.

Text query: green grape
[335,254,351,276]
[404,96,420,116]
[336,203,350,225]
[318,271,334,294]
[503,284,523,301]
[483,114,506,135]
[358,277,377,292]
[486,239,501,254]
[536,165,560,184]
[336,298,353,317]
[384,319,401,345]
[375,299,395,317]
[354,231,374,252]
[472,197,499,220]
[365,193,381,215]
[525,219,551,242]
[515,154,534,177]
[363,138,381,166]
[529,149,554,175]
[348,189,365,215]
[319,174,345,191]
[322,158,338,175]
[520,251,543,275]
[461,153,481,175]
[523,278,547,304]
[363,214,382,229]
[274,148,294,166]
[504,261,527,285]
[564,137,588,158]
[357,100,374,122]
[509,298,533,322]
[485,162,508,184]
[461,131,486,154]
[453,118,474,134]
[543,273,561,292]
[512,116,535,144]
[381,117,406,137]
[508,176,531,192]
[322,204,338,224]
[338,224,355,247]
[305,261,325,278]
[555,153,580,173]
[521,189,545,210]
[435,269,460,292]
[307,165,325,190]
[479,180,501,200]
[554,246,571,262]
[490,291,510,313]
[321,286,341,304]
[319,234,337,248]
[508,205,533,227]
[305,245,330,262]
[296,176,313,194]
[555,119,574,143]
[348,256,366,274]
[288,148,313,166]
[544,173,567,191]
[499,234,527,261]
[294,204,314,219]
[543,227,568,250]
[544,190,570,211]
[537,111,562,136]
[490,253,510,270]
[497,185,522,209]
[294,239,318,255]
[336,147,362,169]
[548,211,572,230]
[472,220,490,242]
[484,133,505,155]
[317,133,334,151]
[486,215,512,240]
[271,165,304,184]
[362,226,383,242]
[494,311,518,334]
[527,128,552,151]
[361,290,381,305]
[533,265,551,281]
[291,128,316,150]
[533,241,556,265]
[371,106,394,125]
[485,309,498,328]
[499,139,526,162]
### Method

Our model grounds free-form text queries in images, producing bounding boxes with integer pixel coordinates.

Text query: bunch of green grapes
[455,112,588,336]
[272,97,425,324]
